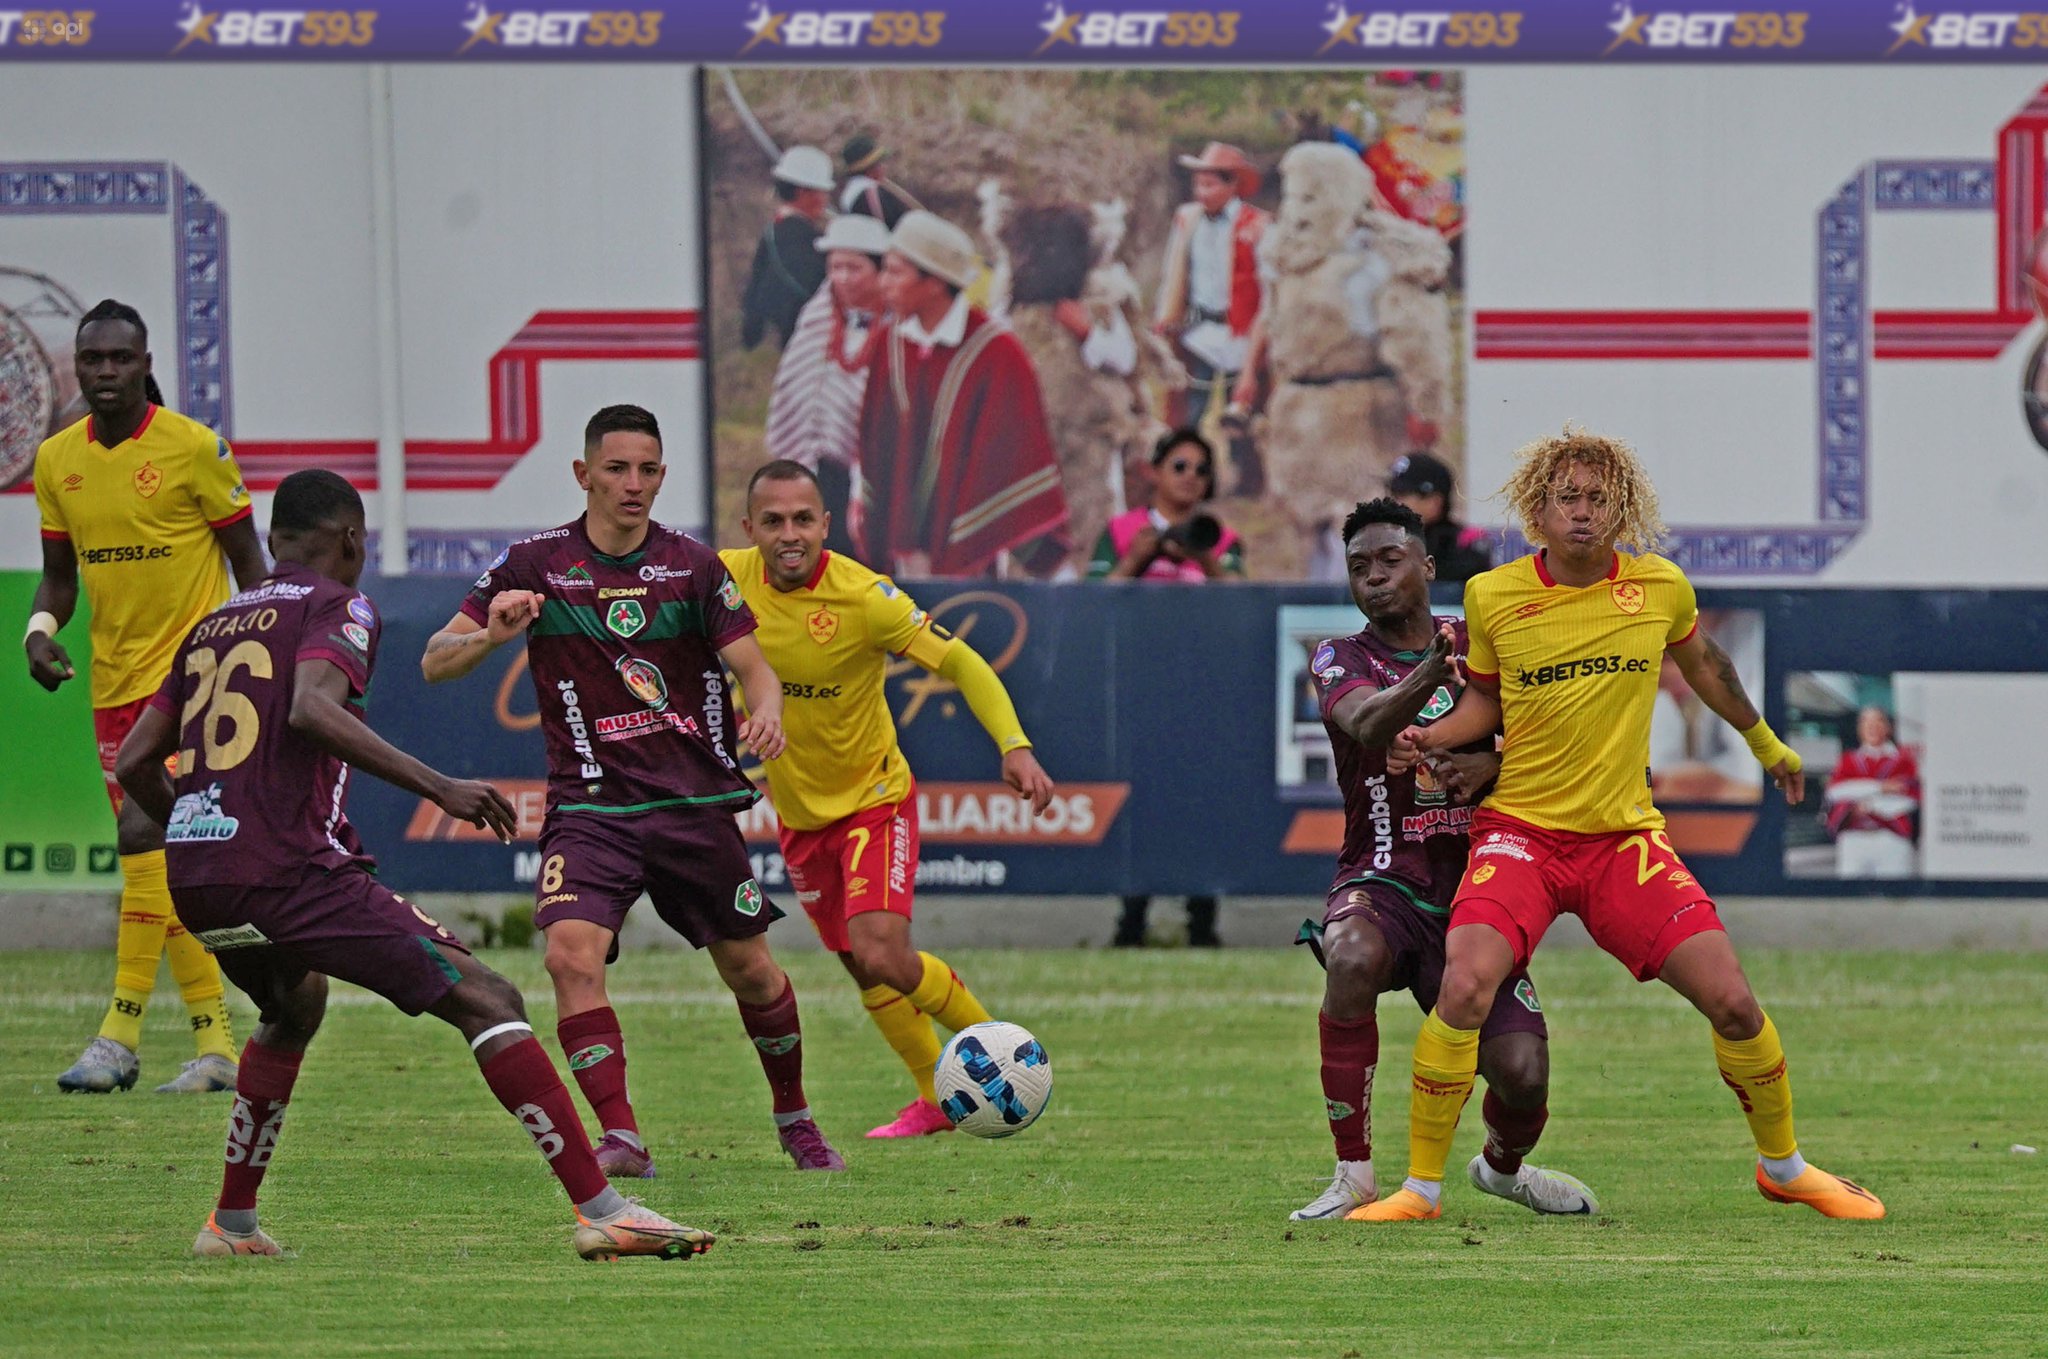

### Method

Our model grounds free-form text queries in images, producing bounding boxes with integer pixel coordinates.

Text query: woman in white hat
[762,213,891,552]
[741,145,835,351]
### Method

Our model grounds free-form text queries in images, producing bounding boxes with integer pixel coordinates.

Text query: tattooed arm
[1668,628,1759,730]
[1670,627,1804,802]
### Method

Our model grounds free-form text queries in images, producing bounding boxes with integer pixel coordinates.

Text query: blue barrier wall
[347,577,2048,900]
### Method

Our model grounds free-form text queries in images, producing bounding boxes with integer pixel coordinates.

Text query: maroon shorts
[1451,808,1725,982]
[172,864,471,1019]
[779,788,918,953]
[535,807,777,949]
[1324,879,1547,1043]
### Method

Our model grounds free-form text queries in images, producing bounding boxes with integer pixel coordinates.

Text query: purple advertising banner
[5,2,2048,62]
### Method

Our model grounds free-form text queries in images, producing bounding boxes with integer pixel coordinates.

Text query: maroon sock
[1481,1087,1550,1175]
[736,977,808,1116]
[219,1039,304,1212]
[1318,1011,1378,1163]
[479,1036,608,1205]
[556,1006,637,1139]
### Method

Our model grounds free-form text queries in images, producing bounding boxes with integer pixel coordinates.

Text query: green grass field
[2,945,2044,1358]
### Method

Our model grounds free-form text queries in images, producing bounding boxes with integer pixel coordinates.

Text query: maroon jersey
[1313,617,1483,912]
[462,516,760,817]
[149,563,380,888]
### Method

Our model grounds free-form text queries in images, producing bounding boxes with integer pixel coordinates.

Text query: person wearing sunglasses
[1089,428,1244,582]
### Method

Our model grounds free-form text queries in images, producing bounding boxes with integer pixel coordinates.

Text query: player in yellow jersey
[26,301,268,1094]
[1353,426,1884,1223]
[723,460,1056,1139]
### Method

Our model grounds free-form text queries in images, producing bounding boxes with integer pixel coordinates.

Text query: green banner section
[0,571,119,891]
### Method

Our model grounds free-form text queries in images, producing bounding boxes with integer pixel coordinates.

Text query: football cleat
[1291,1160,1377,1220]
[193,1212,283,1257]
[1347,1186,1442,1222]
[1755,1163,1886,1220]
[594,1133,657,1180]
[56,1037,139,1094]
[777,1118,847,1171]
[866,1098,954,1139]
[1466,1155,1598,1215]
[573,1200,715,1261]
[155,1053,238,1094]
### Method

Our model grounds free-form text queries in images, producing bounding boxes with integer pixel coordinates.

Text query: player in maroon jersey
[116,470,711,1261]
[1291,498,1597,1222]
[422,405,843,1178]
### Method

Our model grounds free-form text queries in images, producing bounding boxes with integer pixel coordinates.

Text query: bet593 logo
[171,2,375,49]
[0,10,95,45]
[459,3,660,49]
[1602,3,1807,51]
[1886,2,2048,51]
[1318,3,1521,50]
[1036,2,1239,50]
[740,3,943,51]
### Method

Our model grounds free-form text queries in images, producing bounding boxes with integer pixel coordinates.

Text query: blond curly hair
[1499,425,1668,554]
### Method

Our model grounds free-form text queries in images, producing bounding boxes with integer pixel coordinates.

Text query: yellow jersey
[1464,550,1699,834]
[720,547,957,832]
[33,405,251,708]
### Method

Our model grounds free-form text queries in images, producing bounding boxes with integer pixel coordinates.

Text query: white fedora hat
[888,210,979,289]
[771,145,835,191]
[814,214,892,257]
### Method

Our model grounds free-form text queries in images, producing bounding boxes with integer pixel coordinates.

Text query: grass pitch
[1,945,2043,1358]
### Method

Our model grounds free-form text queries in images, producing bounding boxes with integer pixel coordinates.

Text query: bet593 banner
[7,3,2048,61]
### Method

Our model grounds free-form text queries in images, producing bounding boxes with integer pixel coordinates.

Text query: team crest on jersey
[807,607,839,645]
[133,461,162,499]
[734,878,764,917]
[606,598,647,638]
[1612,580,1645,614]
[1471,863,1497,885]
[718,577,743,611]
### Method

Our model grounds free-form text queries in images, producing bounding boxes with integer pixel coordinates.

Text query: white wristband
[24,611,58,644]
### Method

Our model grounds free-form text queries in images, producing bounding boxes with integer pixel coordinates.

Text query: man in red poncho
[857,211,1070,578]
[1823,705,1919,879]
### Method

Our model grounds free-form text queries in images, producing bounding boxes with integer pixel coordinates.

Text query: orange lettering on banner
[741,782,1128,847]
[407,779,1130,848]
[407,779,549,842]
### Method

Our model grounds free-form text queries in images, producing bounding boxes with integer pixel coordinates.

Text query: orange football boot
[1346,1187,1443,1221]
[1755,1164,1886,1219]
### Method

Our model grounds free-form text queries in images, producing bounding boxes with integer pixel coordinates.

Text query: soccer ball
[934,1021,1052,1138]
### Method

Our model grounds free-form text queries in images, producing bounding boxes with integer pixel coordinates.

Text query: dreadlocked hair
[1499,424,1668,554]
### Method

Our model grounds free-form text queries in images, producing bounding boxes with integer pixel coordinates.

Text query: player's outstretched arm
[114,703,180,828]
[1392,678,1503,773]
[718,633,786,761]
[1669,627,1803,803]
[212,515,270,590]
[23,535,79,692]
[420,590,543,684]
[1328,622,1462,750]
[290,658,517,839]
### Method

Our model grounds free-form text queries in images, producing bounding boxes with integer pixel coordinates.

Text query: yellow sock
[165,916,236,1061]
[1714,1012,1798,1160]
[99,851,172,1051]
[907,951,993,1033]
[1407,1010,1480,1184]
[862,983,942,1104]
